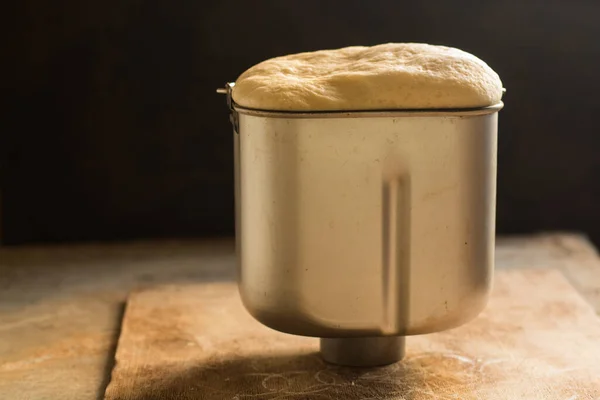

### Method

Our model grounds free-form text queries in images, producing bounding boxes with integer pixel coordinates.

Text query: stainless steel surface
[227,88,501,365]
[234,103,504,117]
[320,337,406,367]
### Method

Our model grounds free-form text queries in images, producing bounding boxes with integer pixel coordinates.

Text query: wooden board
[2,234,600,400]
[0,239,235,400]
[104,269,600,400]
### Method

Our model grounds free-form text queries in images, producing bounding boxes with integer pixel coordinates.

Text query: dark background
[2,0,600,245]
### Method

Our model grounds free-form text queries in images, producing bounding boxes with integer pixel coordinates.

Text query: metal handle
[216,82,239,134]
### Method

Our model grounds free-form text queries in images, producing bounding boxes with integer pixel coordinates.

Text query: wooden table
[1,234,600,400]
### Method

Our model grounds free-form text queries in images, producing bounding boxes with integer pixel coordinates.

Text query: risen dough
[232,43,503,111]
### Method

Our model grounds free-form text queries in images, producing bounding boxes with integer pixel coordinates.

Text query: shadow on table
[108,351,482,400]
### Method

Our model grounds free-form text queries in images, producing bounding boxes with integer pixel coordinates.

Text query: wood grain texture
[1,234,599,400]
[0,240,235,400]
[104,269,600,400]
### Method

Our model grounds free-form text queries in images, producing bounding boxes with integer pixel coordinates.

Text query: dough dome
[232,43,503,111]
